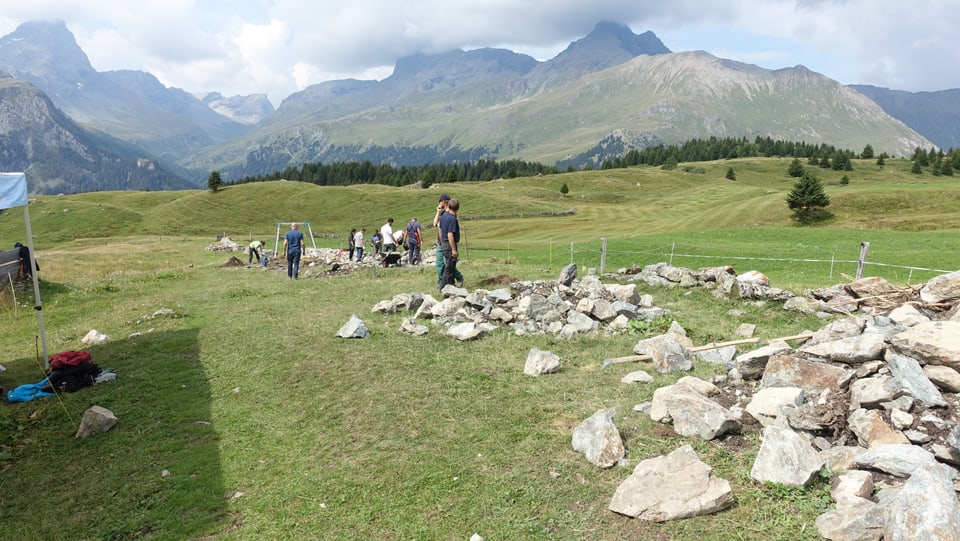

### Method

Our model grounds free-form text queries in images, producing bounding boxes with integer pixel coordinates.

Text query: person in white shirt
[354,228,365,262]
[380,218,396,252]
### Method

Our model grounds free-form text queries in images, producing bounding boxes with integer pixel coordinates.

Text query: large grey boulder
[799,333,886,364]
[882,463,960,541]
[605,283,640,304]
[572,408,624,468]
[847,409,909,448]
[815,498,884,541]
[806,316,866,346]
[524,348,560,376]
[75,406,118,438]
[854,443,946,478]
[887,303,929,327]
[557,263,577,287]
[633,330,695,373]
[696,345,737,367]
[760,352,853,392]
[445,322,493,341]
[849,376,901,409]
[335,315,370,338]
[919,268,960,303]
[884,352,947,407]
[399,317,429,336]
[736,270,770,298]
[734,342,793,380]
[564,310,598,334]
[413,294,439,319]
[749,425,823,487]
[922,364,960,392]
[830,469,875,504]
[518,293,552,321]
[845,276,900,302]
[888,320,960,371]
[744,387,804,427]
[609,445,734,521]
[649,378,739,440]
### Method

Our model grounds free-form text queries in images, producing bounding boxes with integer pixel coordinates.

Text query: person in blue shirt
[439,198,461,289]
[432,195,463,287]
[281,223,305,279]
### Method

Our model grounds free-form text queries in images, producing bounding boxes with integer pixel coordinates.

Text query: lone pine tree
[786,172,830,222]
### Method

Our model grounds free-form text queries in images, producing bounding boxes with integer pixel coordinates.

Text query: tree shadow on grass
[791,208,834,225]
[0,328,227,539]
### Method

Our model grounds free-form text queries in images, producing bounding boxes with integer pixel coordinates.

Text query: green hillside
[5,156,959,242]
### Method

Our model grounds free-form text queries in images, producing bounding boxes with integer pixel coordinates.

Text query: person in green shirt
[248,239,264,264]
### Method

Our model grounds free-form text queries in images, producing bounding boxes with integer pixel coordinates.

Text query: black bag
[44,362,102,393]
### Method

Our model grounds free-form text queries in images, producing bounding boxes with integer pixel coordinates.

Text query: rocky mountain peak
[529,22,671,86]
[578,21,672,56]
[0,20,96,84]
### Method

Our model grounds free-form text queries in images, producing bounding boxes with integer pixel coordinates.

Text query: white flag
[0,172,28,209]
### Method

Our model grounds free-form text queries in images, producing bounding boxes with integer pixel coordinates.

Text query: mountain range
[0,20,955,194]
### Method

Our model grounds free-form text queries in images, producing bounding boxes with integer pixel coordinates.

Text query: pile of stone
[608,262,796,301]
[370,263,671,340]
[368,262,960,539]
[302,247,437,267]
[204,236,244,252]
[578,268,960,540]
[611,261,960,319]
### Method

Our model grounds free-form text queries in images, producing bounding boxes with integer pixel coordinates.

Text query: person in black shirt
[14,242,38,279]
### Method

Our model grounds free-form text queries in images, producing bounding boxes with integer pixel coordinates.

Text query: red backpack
[49,351,93,370]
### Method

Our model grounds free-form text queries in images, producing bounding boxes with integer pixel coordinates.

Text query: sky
[2,0,958,107]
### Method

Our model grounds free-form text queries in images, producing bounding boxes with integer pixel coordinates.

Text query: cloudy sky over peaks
[1,0,957,106]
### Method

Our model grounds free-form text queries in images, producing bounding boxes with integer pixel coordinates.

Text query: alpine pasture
[1,157,959,540]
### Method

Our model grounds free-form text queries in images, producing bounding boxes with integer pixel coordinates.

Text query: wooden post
[856,242,870,279]
[600,237,607,274]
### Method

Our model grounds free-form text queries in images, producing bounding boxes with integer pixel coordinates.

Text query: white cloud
[2,0,959,105]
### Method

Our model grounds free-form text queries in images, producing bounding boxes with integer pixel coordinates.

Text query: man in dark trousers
[281,223,305,279]
[433,194,463,287]
[248,239,264,264]
[439,198,461,289]
[404,217,422,265]
[14,242,38,279]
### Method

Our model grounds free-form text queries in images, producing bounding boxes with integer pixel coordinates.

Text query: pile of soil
[222,257,245,267]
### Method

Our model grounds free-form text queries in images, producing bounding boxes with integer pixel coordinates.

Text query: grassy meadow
[0,157,959,540]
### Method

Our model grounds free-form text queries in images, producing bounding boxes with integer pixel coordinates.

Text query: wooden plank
[600,332,814,368]
[0,249,19,281]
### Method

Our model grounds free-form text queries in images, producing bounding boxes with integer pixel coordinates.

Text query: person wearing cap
[432,194,463,287]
